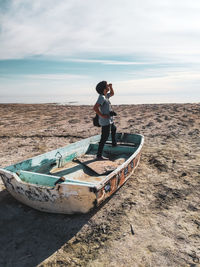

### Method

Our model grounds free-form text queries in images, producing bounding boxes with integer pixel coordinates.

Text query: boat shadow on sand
[0,188,98,267]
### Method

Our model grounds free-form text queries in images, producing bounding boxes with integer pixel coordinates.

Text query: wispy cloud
[23,73,89,80]
[0,0,200,60]
[115,71,200,95]
[69,59,151,65]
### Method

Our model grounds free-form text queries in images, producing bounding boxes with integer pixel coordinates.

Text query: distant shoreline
[0,102,199,106]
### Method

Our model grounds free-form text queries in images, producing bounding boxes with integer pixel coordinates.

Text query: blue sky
[0,0,200,104]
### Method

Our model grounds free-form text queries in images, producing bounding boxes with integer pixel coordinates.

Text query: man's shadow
[0,189,98,267]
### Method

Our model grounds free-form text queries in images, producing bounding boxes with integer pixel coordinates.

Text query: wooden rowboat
[0,133,144,214]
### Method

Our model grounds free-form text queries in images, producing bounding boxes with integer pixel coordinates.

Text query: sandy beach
[0,103,199,267]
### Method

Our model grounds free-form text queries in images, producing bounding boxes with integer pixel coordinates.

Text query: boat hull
[0,133,144,214]
[0,170,96,214]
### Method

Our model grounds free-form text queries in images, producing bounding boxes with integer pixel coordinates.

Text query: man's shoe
[96,156,109,160]
[112,143,117,147]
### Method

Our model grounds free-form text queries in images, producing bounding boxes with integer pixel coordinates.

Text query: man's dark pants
[97,123,117,158]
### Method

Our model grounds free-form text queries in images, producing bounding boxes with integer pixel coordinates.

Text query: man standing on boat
[93,81,117,160]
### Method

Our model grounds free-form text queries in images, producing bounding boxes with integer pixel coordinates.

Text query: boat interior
[6,133,142,187]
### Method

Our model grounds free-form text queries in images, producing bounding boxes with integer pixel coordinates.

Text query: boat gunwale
[3,135,101,172]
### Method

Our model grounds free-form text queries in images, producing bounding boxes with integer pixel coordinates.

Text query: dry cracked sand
[0,103,199,267]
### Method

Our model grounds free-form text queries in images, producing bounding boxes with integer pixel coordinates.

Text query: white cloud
[24,73,89,80]
[115,71,200,95]
[69,59,151,65]
[1,0,200,60]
